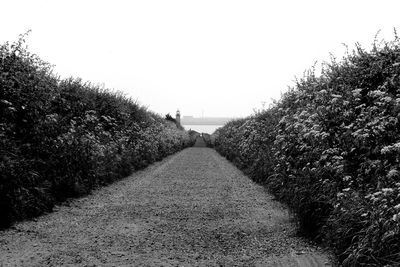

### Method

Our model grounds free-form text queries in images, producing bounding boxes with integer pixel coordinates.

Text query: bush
[214,35,400,266]
[0,35,195,228]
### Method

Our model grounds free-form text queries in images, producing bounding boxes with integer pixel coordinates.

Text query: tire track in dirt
[0,147,333,266]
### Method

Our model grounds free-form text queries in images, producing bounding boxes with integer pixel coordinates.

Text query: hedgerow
[0,35,194,228]
[214,35,400,266]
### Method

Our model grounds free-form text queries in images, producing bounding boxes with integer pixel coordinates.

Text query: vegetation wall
[0,36,194,228]
[213,37,400,266]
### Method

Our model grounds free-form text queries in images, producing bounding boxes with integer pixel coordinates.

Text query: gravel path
[0,146,333,266]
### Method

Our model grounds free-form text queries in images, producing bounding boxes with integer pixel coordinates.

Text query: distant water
[183,124,223,134]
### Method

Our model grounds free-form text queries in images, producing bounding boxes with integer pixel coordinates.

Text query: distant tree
[165,113,176,123]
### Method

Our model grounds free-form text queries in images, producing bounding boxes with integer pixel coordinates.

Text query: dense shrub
[214,36,400,266]
[0,35,195,228]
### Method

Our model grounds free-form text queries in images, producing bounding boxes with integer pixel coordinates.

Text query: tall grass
[213,35,400,266]
[0,35,195,228]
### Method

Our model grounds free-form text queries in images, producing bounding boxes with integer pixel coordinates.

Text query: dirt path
[0,147,333,266]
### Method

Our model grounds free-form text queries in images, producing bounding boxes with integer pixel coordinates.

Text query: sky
[1,0,400,118]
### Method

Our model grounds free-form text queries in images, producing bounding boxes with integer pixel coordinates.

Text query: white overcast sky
[1,0,399,117]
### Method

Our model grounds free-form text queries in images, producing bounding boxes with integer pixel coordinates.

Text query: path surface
[0,146,333,266]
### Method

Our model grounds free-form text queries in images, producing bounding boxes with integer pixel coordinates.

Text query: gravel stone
[0,147,333,266]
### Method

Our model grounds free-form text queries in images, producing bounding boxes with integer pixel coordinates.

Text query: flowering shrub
[214,36,400,266]
[0,35,194,228]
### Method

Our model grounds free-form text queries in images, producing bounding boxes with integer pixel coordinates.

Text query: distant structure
[175,110,181,128]
[180,116,233,125]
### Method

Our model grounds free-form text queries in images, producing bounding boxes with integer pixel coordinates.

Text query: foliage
[165,113,176,123]
[213,36,400,266]
[0,35,195,228]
